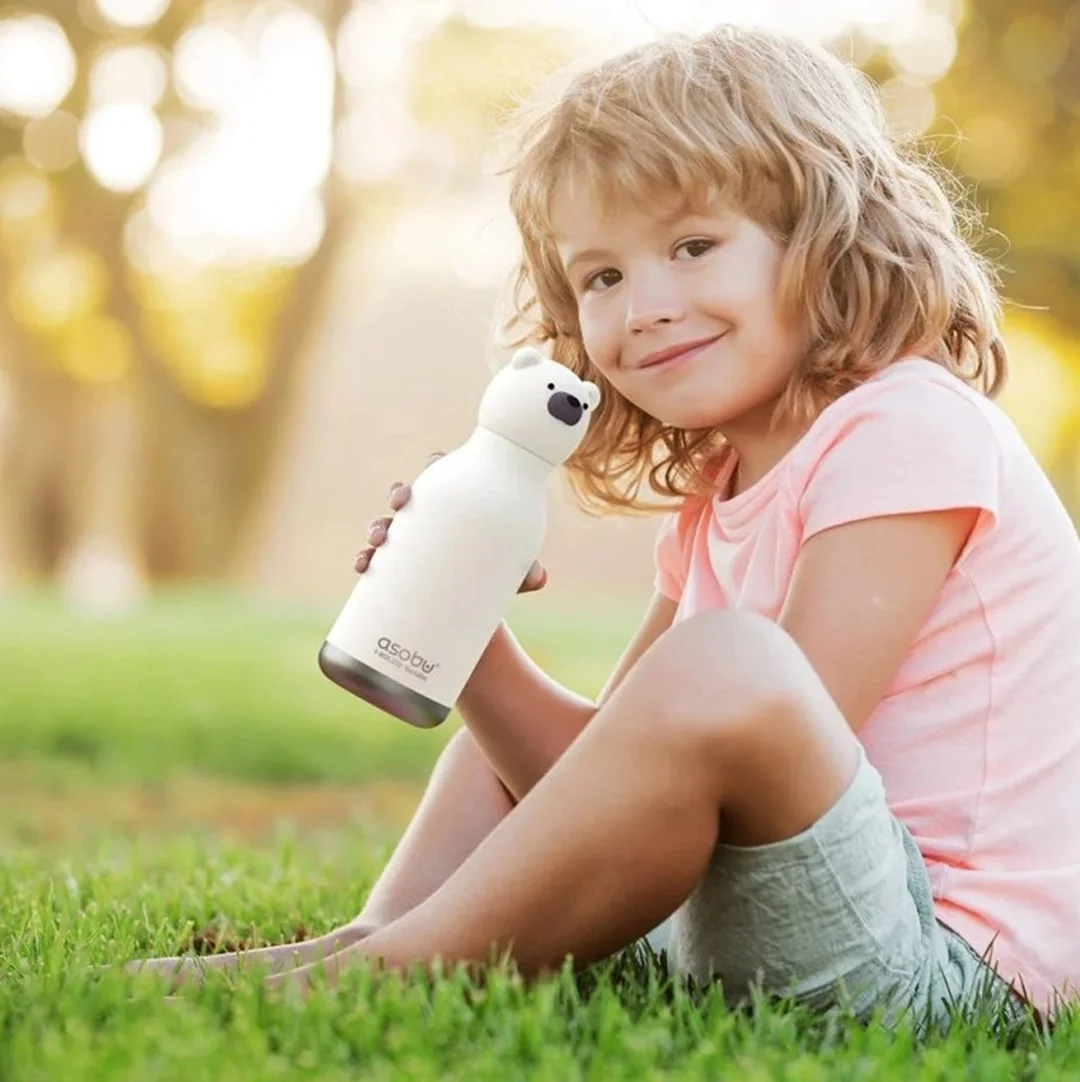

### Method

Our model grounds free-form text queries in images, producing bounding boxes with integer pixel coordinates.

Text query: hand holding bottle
[353,453,548,593]
[320,348,596,726]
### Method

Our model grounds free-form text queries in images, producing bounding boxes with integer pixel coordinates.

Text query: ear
[583,382,600,409]
[510,347,544,370]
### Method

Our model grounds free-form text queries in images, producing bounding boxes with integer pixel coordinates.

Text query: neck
[721,405,811,498]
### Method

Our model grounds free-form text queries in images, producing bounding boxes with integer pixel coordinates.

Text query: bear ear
[510,347,544,370]
[583,382,600,409]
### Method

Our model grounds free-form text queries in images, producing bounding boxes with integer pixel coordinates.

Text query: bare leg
[268,611,861,990]
[126,727,514,985]
[352,727,515,928]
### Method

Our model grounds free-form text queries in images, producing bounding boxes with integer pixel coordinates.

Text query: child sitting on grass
[131,23,1080,1028]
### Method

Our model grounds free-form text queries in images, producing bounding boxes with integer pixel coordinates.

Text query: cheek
[578,308,618,371]
[728,260,777,313]
[713,239,786,323]
[728,274,791,349]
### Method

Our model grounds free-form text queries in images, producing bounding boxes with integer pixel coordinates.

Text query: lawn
[0,590,1072,1078]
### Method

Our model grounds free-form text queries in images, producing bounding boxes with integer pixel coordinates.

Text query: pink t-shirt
[653,357,1080,1013]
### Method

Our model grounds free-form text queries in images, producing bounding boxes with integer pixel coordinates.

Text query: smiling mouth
[637,333,726,372]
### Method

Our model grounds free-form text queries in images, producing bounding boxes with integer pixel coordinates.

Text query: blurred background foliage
[0,0,1078,612]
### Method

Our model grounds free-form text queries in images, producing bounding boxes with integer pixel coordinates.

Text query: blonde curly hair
[494,24,1008,515]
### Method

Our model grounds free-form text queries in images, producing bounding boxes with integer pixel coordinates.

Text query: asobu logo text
[375,636,440,678]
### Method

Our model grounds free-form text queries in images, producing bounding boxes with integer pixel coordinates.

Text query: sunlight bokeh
[0,0,1076,610]
[81,103,163,192]
[89,44,170,109]
[153,6,335,265]
[0,14,77,118]
[95,0,171,31]
[0,0,963,272]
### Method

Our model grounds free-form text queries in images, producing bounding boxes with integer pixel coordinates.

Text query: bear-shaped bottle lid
[478,347,600,466]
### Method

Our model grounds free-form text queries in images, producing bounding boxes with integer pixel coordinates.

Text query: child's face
[552,183,806,435]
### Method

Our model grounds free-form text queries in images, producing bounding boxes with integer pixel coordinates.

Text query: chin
[652,379,778,430]
[654,403,741,431]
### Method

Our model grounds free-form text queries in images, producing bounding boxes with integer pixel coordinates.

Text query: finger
[420,451,445,473]
[388,482,410,511]
[367,515,393,545]
[353,546,374,573]
[519,560,547,593]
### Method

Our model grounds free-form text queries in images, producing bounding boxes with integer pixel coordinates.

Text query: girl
[136,24,1080,1026]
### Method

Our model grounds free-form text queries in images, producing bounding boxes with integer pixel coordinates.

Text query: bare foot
[122,922,377,991]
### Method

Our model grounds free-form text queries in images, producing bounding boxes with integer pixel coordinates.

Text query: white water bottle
[319,347,600,728]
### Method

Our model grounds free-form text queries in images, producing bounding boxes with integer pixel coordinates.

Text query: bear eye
[583,403,589,410]
[547,382,555,390]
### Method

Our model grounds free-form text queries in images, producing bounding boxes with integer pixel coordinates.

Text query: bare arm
[463,502,976,797]
[359,467,678,801]
[779,507,978,731]
[459,593,678,801]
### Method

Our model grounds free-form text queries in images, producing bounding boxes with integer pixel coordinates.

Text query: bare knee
[630,610,845,766]
[439,726,483,767]
[636,610,814,729]
[625,609,858,841]
[434,726,516,803]
[436,726,491,779]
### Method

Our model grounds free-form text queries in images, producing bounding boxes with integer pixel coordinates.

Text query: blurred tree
[943,0,1080,515]
[934,0,1080,333]
[0,0,357,605]
[0,0,570,607]
[859,0,1080,512]
[7,0,1078,605]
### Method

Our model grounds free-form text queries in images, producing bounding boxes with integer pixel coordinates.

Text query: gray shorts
[641,748,1025,1031]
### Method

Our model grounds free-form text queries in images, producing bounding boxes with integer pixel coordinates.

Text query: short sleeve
[653,508,692,600]
[797,375,1002,542]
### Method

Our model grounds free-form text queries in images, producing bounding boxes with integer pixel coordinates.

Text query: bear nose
[547,390,583,426]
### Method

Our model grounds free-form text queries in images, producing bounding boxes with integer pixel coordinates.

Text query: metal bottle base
[318,641,451,729]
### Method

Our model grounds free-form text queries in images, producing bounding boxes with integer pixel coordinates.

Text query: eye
[674,237,715,260]
[547,382,555,390]
[581,268,621,293]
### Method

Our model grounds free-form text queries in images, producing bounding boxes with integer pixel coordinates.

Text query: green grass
[0,588,639,787]
[1,836,1068,1080]
[0,591,1075,1077]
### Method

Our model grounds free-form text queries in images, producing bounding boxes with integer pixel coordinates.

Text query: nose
[625,267,684,335]
[547,391,583,426]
